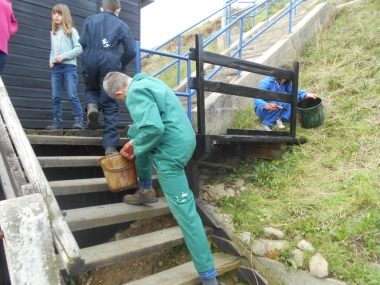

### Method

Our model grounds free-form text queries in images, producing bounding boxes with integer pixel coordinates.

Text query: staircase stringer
[0,78,84,276]
[196,198,282,285]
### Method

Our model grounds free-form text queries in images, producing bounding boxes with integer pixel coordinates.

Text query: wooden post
[0,112,26,197]
[0,78,84,275]
[0,194,61,285]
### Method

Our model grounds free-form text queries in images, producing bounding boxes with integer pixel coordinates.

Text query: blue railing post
[266,0,270,20]
[252,6,256,27]
[288,0,293,34]
[227,1,232,47]
[237,17,244,77]
[177,35,181,85]
[135,41,141,74]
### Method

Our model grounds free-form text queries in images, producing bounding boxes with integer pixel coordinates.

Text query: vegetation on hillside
[140,0,292,88]
[225,0,380,284]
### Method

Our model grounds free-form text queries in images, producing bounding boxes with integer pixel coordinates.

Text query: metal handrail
[135,0,330,120]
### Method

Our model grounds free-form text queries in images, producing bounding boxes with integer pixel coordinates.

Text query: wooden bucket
[98,153,138,192]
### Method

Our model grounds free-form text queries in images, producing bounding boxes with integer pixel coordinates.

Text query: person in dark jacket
[79,0,136,155]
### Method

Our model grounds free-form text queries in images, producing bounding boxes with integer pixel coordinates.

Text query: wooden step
[57,226,213,272]
[49,177,110,195]
[38,156,101,168]
[49,176,159,196]
[65,197,171,231]
[27,135,128,146]
[125,252,241,285]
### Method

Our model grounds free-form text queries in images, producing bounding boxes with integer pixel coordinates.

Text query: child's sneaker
[72,117,84,129]
[276,118,285,129]
[46,118,62,130]
[261,124,272,131]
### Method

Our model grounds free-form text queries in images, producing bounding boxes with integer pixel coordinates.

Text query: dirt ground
[74,149,249,285]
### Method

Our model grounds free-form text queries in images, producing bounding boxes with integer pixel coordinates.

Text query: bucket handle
[98,161,135,172]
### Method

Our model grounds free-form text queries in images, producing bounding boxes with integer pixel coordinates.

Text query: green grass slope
[225,0,380,284]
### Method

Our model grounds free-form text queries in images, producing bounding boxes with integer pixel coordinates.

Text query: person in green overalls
[103,71,218,285]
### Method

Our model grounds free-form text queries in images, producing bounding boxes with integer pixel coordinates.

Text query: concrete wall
[191,2,337,135]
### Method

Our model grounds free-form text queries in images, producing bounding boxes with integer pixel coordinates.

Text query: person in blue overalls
[255,64,318,131]
[103,71,219,285]
[79,0,136,155]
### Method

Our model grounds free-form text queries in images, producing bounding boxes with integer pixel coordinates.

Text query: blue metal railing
[135,0,329,120]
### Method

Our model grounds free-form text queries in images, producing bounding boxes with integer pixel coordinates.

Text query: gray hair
[103,72,129,99]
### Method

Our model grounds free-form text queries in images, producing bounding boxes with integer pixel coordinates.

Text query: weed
[229,166,246,180]
[65,277,76,285]
[277,248,298,270]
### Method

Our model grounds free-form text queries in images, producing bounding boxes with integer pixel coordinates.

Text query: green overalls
[126,73,214,273]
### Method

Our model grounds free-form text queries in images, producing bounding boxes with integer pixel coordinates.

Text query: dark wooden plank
[185,156,200,198]
[236,267,268,285]
[125,252,240,285]
[227,129,290,137]
[189,49,294,80]
[238,141,287,150]
[64,197,170,231]
[227,144,283,160]
[196,197,231,240]
[212,236,242,256]
[203,80,293,102]
[198,161,234,171]
[211,134,307,144]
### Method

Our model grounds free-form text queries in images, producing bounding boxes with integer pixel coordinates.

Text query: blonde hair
[103,72,129,98]
[51,4,73,37]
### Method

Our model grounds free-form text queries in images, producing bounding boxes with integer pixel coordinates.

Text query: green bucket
[296,97,324,129]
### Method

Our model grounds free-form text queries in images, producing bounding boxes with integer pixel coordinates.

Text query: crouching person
[103,71,218,285]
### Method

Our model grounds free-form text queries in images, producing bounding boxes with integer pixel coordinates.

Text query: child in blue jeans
[47,4,83,130]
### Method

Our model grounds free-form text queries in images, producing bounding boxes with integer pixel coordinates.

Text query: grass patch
[224,0,380,284]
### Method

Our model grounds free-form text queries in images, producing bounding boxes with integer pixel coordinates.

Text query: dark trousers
[82,51,121,149]
[0,51,7,75]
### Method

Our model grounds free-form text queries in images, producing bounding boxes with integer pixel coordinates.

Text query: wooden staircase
[0,74,276,284]
[27,131,269,284]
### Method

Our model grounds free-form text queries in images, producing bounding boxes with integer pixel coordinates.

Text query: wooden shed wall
[2,0,140,129]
